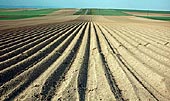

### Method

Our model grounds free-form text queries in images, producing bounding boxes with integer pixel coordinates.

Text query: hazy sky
[0,0,170,10]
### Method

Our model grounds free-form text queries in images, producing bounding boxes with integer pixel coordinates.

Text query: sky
[0,0,170,11]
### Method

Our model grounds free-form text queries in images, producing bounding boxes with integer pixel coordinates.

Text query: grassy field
[116,9,170,14]
[73,9,87,15]
[114,9,170,21]
[138,16,170,21]
[0,9,59,20]
[74,9,130,16]
[1,8,170,21]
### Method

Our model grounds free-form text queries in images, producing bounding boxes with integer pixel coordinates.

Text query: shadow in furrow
[0,24,77,61]
[93,24,124,101]
[96,25,116,54]
[77,23,90,101]
[0,22,65,45]
[1,23,85,101]
[0,24,76,69]
[117,55,159,101]
[40,23,88,101]
[0,23,82,86]
[100,25,159,101]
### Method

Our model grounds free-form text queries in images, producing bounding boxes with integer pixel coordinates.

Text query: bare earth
[48,9,78,16]
[0,11,170,101]
[0,9,79,30]
[125,11,170,17]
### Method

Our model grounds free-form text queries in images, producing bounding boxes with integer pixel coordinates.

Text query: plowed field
[0,15,170,101]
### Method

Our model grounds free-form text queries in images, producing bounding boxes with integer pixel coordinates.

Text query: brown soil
[48,9,77,16]
[0,16,8,18]
[0,9,79,30]
[0,15,170,101]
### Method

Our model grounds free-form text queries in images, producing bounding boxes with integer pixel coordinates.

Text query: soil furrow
[93,23,124,101]
[119,26,170,58]
[107,25,170,67]
[0,22,85,101]
[77,23,90,101]
[0,23,78,52]
[122,26,170,52]
[119,27,170,59]
[104,25,170,78]
[99,24,159,100]
[0,23,84,86]
[49,22,90,101]
[0,23,79,62]
[13,22,88,101]
[85,22,116,101]
[0,23,82,71]
[100,24,170,100]
[0,21,78,43]
[40,23,88,101]
[96,23,141,101]
[0,15,170,101]
[0,26,49,46]
[0,27,45,43]
[127,26,170,44]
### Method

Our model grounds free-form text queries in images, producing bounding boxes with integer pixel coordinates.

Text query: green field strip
[74,9,130,16]
[73,9,87,15]
[0,9,59,20]
[115,9,170,14]
[137,16,170,21]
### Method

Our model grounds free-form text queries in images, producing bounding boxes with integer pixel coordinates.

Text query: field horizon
[1,8,170,21]
[0,7,170,101]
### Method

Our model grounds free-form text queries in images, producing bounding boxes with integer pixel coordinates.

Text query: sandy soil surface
[48,9,77,16]
[0,15,170,101]
[104,16,170,28]
[0,15,80,30]
[125,11,170,17]
[0,9,79,30]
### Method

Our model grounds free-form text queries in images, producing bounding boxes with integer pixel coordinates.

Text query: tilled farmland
[0,15,170,101]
